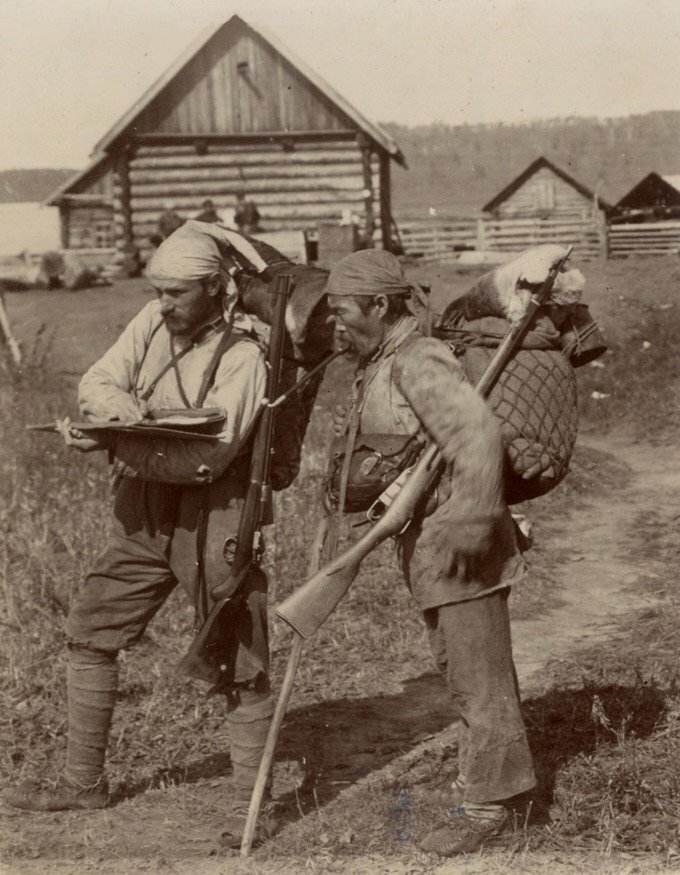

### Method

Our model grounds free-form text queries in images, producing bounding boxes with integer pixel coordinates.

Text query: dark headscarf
[326,250,415,297]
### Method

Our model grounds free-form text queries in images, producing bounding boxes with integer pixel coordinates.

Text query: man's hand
[80,395,148,424]
[433,515,496,575]
[332,404,348,437]
[108,396,149,423]
[56,418,110,453]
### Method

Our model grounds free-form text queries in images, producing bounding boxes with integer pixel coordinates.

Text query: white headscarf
[147,220,268,281]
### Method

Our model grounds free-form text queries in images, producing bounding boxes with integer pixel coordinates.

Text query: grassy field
[2,253,680,872]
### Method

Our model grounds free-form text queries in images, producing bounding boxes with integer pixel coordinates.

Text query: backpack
[236,260,335,491]
[432,306,606,504]
[457,339,578,503]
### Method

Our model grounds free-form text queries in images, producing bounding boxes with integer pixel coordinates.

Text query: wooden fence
[608,221,680,257]
[395,217,478,262]
[395,212,606,261]
[479,213,605,261]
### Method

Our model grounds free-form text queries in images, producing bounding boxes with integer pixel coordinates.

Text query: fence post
[476,218,487,251]
[597,210,610,259]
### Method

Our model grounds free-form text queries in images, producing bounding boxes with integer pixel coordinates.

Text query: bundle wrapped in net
[431,245,607,503]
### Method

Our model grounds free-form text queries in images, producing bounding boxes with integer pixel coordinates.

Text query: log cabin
[479,156,611,259]
[46,14,405,270]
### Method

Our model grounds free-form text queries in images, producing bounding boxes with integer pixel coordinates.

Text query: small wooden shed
[46,14,405,265]
[609,173,680,257]
[480,156,610,258]
[482,156,610,219]
[615,172,680,218]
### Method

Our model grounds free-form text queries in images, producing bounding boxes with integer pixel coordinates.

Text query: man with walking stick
[324,250,536,855]
[245,248,540,857]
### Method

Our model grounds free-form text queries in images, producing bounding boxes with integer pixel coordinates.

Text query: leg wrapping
[226,688,275,795]
[64,645,118,787]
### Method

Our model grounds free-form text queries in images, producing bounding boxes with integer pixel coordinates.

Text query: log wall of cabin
[64,205,116,249]
[495,167,597,218]
[126,140,381,257]
[64,162,116,249]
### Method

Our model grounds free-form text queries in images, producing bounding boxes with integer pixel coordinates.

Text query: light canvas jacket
[77,299,266,594]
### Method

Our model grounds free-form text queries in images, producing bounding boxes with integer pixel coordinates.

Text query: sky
[1,0,680,170]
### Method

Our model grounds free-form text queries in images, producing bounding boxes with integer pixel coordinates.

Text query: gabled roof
[662,175,680,193]
[92,14,405,165]
[615,171,680,209]
[483,156,611,213]
[44,154,111,206]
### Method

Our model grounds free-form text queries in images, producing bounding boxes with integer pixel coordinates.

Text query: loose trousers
[424,589,536,804]
[65,475,268,685]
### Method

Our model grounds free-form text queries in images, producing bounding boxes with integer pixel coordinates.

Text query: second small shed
[609,172,680,257]
[480,156,610,258]
[615,172,680,219]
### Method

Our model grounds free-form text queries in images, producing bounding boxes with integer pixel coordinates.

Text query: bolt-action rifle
[178,273,292,687]
[239,245,574,855]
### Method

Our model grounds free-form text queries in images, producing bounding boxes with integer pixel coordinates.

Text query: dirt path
[511,433,680,685]
[256,433,680,874]
[4,434,679,875]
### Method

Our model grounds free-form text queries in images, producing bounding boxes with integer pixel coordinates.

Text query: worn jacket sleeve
[78,301,162,421]
[393,337,505,524]
[111,340,267,485]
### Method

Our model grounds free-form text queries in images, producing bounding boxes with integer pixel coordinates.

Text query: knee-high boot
[227,686,275,798]
[64,644,119,788]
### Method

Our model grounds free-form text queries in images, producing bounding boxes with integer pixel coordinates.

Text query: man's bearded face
[151,277,221,336]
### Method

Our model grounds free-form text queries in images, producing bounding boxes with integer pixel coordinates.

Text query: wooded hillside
[384,111,680,216]
[4,111,680,215]
[0,169,74,204]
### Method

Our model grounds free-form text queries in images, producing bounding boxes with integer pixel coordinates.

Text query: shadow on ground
[114,673,667,833]
[523,680,666,822]
[113,671,453,806]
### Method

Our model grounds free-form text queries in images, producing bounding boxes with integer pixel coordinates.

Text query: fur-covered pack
[429,245,607,503]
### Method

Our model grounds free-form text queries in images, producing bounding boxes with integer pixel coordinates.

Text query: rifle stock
[276,246,573,639]
[277,443,441,637]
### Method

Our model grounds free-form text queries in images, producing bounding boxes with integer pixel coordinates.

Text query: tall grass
[576,302,680,438]
[1,345,112,779]
[0,346,434,797]
[3,274,680,865]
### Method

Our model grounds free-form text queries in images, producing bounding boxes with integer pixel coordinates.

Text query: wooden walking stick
[240,513,329,857]
[240,633,305,856]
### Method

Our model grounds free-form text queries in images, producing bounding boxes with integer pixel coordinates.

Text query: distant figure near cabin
[151,203,185,247]
[234,193,261,235]
[194,199,221,224]
[149,204,186,249]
